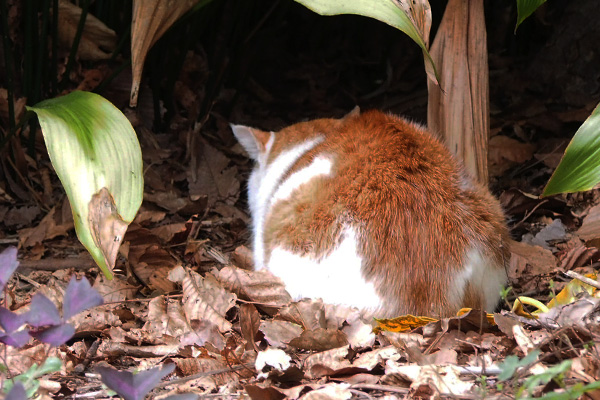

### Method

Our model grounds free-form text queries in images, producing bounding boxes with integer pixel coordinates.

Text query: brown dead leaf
[300,384,352,400]
[5,205,40,229]
[278,299,326,330]
[578,204,600,241]
[352,346,402,370]
[18,205,73,248]
[259,319,303,349]
[150,222,186,243]
[538,297,600,329]
[144,190,190,213]
[170,266,237,332]
[303,346,352,380]
[57,0,117,60]
[385,363,473,396]
[489,135,536,176]
[231,245,254,270]
[188,137,240,208]
[124,224,178,291]
[240,303,260,351]
[215,265,292,314]
[289,328,348,351]
[88,188,129,275]
[130,0,203,106]
[245,385,286,400]
[144,295,190,340]
[170,356,234,391]
[509,239,557,282]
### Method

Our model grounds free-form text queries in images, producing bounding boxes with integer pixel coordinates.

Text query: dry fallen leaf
[170,266,237,332]
[130,0,204,106]
[57,0,117,60]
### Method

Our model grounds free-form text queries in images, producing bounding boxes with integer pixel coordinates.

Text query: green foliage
[293,0,439,84]
[515,0,548,32]
[522,359,571,396]
[530,381,600,400]
[498,350,540,381]
[2,357,62,397]
[27,91,143,279]
[543,102,600,196]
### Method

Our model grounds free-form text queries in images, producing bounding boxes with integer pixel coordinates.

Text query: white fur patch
[271,156,332,203]
[249,136,324,269]
[267,228,383,312]
[450,248,507,311]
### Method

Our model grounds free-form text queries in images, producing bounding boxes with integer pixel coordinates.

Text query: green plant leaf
[293,0,439,84]
[543,102,600,196]
[498,349,540,381]
[27,91,143,279]
[515,0,547,32]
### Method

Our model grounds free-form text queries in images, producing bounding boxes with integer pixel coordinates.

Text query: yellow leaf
[374,315,438,333]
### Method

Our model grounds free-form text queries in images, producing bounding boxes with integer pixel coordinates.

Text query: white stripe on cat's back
[267,228,383,312]
[251,136,324,269]
[271,156,332,203]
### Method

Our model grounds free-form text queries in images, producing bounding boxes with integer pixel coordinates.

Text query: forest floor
[1,1,600,399]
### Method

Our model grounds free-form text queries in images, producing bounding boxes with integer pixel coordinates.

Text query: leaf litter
[2,3,600,399]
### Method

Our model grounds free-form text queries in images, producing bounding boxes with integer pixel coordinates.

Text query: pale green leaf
[294,0,439,84]
[515,0,547,32]
[543,102,600,196]
[27,91,143,279]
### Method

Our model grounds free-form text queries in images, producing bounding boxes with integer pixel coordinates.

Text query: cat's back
[292,110,462,215]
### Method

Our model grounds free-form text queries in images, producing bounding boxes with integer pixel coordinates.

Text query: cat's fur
[231,109,509,317]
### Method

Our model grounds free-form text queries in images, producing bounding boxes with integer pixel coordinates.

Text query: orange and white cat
[231,109,509,317]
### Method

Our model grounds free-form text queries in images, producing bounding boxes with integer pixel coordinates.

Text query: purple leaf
[30,323,75,346]
[0,307,27,333]
[0,330,30,348]
[0,247,19,292]
[26,293,61,327]
[97,364,176,400]
[6,381,27,400]
[63,276,103,320]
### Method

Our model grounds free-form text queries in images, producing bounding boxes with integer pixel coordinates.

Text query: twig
[564,270,600,290]
[349,384,409,395]
[18,257,97,271]
[156,363,255,388]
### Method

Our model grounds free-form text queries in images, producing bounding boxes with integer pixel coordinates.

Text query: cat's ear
[342,106,360,120]
[230,124,272,160]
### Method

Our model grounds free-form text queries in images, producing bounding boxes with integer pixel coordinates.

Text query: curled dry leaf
[277,299,326,331]
[57,0,117,60]
[288,328,349,352]
[170,266,236,332]
[509,239,556,282]
[215,265,292,314]
[189,137,240,208]
[259,319,303,349]
[352,346,402,370]
[18,206,73,248]
[130,0,204,106]
[300,383,352,400]
[302,345,351,380]
[385,363,473,396]
[171,357,235,392]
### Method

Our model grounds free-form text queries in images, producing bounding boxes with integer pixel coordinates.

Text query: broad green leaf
[515,0,547,32]
[543,102,600,196]
[27,91,143,279]
[294,0,439,85]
